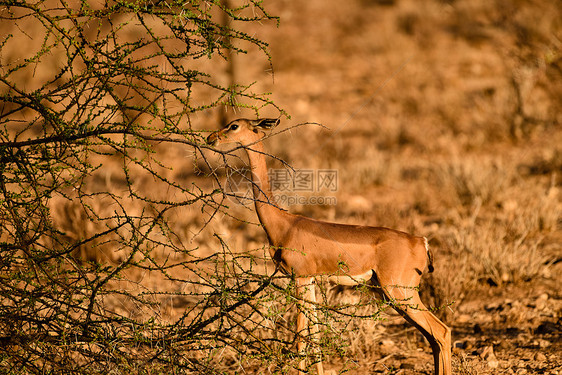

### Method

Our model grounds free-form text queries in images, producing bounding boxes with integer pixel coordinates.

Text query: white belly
[327,270,374,286]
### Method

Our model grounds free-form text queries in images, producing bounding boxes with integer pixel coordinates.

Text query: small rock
[516,369,528,375]
[453,340,466,354]
[478,345,493,359]
[372,362,388,373]
[535,293,549,310]
[538,339,551,348]
[511,300,522,308]
[534,352,547,362]
[501,272,511,283]
[531,339,551,348]
[457,313,471,324]
[453,340,466,349]
[485,302,501,311]
[535,321,560,334]
[476,345,500,368]
[379,339,397,356]
[537,293,549,301]
[497,340,510,350]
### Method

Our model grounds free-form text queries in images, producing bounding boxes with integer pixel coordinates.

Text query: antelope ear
[249,118,280,129]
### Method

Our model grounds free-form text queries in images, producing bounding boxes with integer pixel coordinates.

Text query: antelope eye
[229,124,239,131]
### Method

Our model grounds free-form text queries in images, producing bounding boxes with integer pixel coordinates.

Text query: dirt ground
[366,275,561,374]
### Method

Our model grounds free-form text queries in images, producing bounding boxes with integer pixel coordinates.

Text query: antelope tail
[424,237,435,273]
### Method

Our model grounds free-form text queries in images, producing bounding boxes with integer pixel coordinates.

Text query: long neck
[245,141,288,242]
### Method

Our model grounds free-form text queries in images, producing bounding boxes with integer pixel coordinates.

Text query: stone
[485,302,501,311]
[379,339,397,356]
[477,345,499,368]
[453,340,466,354]
[453,340,466,349]
[477,345,493,359]
[532,339,551,348]
[536,293,549,310]
[535,321,560,335]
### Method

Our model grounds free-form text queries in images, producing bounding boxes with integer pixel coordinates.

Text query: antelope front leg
[296,277,324,375]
